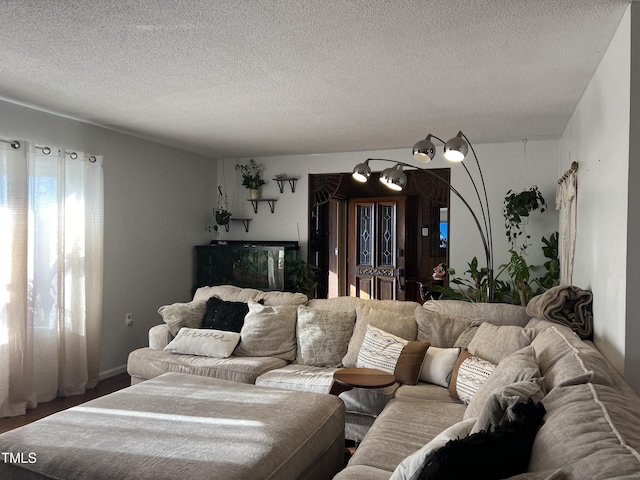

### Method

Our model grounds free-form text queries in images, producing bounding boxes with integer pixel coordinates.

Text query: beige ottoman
[0,373,345,480]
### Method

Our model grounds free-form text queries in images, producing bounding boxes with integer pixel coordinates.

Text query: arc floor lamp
[351,131,495,302]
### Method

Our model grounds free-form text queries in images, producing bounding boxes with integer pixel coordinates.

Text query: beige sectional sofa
[127,285,640,479]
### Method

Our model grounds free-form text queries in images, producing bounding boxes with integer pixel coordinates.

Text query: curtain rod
[558,161,578,185]
[0,138,20,149]
[0,139,97,162]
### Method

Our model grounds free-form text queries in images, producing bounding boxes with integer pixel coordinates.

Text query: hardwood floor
[0,372,131,434]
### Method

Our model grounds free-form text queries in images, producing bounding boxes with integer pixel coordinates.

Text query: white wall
[0,100,217,377]
[559,5,632,383]
[217,138,559,283]
[627,5,640,393]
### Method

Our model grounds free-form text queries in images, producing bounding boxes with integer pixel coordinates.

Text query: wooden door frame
[308,170,450,301]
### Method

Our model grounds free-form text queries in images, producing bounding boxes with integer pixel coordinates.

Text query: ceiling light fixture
[352,131,495,302]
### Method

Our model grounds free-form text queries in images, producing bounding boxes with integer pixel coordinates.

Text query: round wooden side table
[328,367,396,395]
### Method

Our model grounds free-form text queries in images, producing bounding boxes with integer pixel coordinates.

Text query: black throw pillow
[200,297,249,333]
[418,400,547,480]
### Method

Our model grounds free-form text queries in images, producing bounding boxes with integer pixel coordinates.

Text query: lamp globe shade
[443,135,468,162]
[413,138,436,163]
[352,160,371,182]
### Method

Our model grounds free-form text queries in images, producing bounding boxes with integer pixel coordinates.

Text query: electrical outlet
[125,313,133,326]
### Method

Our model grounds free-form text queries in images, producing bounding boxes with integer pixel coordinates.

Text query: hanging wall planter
[206,186,232,238]
[215,208,231,225]
[503,186,546,252]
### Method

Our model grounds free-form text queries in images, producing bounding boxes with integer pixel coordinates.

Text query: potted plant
[206,186,231,238]
[503,186,546,253]
[438,186,558,306]
[287,259,320,298]
[214,207,231,226]
[236,159,266,199]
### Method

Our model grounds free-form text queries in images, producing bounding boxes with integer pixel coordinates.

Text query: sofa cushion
[419,347,460,388]
[449,349,496,404]
[158,300,207,337]
[467,322,535,365]
[416,300,530,348]
[356,325,429,385]
[233,301,297,361]
[255,364,398,421]
[389,417,477,480]
[194,285,259,303]
[343,305,417,367]
[127,347,287,384]
[149,324,175,350]
[529,383,640,477]
[164,327,240,358]
[452,322,480,349]
[193,285,308,306]
[395,382,465,404]
[530,324,614,391]
[256,364,339,394]
[415,306,475,348]
[257,289,309,306]
[465,345,541,420]
[201,296,249,332]
[295,306,356,367]
[346,395,466,473]
[421,299,531,326]
[307,297,420,317]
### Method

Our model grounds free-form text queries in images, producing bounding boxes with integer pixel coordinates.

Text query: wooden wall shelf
[230,218,251,232]
[273,177,298,193]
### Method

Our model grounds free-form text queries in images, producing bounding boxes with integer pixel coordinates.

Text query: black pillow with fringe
[418,400,546,480]
[200,297,250,333]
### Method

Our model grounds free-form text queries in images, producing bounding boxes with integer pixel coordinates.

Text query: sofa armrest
[149,324,174,350]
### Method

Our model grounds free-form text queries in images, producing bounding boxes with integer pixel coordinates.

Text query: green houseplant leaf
[236,159,266,190]
[503,186,546,253]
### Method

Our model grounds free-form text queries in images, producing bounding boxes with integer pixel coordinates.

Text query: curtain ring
[42,147,51,155]
[69,152,78,160]
[88,156,97,163]
[11,141,20,149]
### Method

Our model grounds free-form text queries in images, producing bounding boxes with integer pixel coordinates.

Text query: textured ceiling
[0,1,630,158]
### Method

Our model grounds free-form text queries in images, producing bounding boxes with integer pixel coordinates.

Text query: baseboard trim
[99,365,127,380]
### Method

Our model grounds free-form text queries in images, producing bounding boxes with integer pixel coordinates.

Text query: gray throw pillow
[295,306,356,367]
[467,322,535,365]
[158,300,207,337]
[234,302,298,361]
[465,345,541,420]
[415,306,475,347]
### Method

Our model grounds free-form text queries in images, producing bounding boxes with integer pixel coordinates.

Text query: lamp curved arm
[460,132,494,274]
[427,134,494,274]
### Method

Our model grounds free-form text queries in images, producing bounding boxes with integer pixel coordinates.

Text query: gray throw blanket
[526,285,593,339]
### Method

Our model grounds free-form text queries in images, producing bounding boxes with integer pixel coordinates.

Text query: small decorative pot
[250,188,260,200]
[215,211,231,225]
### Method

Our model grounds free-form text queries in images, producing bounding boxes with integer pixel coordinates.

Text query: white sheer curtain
[0,140,103,417]
[556,172,577,285]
